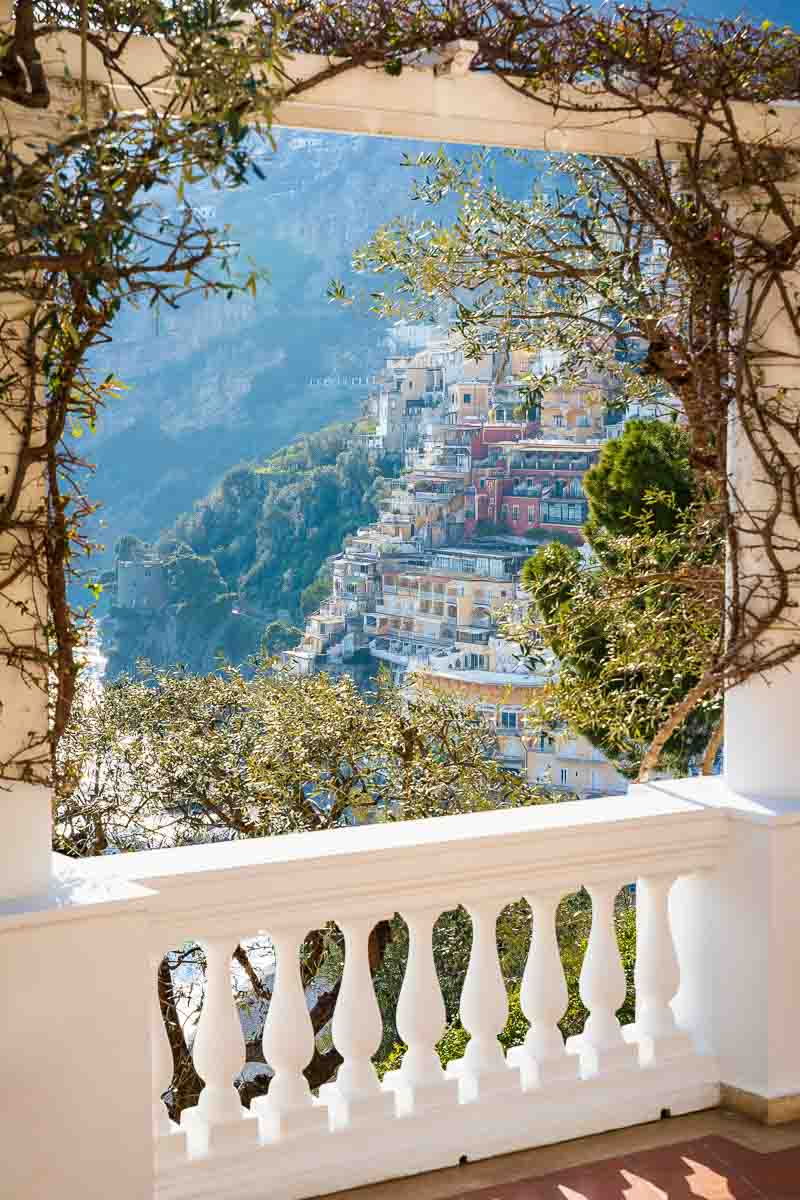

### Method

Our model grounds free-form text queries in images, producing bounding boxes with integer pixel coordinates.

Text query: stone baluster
[633,875,693,1065]
[383,907,459,1115]
[254,925,328,1141]
[320,918,395,1129]
[566,883,637,1077]
[181,939,257,1156]
[508,892,578,1090]
[447,899,516,1102]
[151,954,187,1166]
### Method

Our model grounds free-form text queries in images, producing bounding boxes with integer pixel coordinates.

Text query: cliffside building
[115,558,169,611]
[288,332,626,796]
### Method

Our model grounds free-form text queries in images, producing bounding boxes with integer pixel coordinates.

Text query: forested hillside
[105,425,397,676]
[83,131,476,572]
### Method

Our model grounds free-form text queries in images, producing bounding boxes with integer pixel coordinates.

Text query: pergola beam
[29,34,800,159]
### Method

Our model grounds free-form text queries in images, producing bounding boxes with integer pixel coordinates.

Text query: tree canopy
[57,658,544,856]
[582,419,694,538]
[106,423,397,676]
[511,419,722,779]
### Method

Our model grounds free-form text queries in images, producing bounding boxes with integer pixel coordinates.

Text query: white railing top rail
[76,794,726,948]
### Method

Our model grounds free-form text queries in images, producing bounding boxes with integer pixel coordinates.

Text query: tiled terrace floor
[316,1110,800,1200]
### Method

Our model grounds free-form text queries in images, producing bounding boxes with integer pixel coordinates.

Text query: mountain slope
[104,423,398,676]
[84,131,474,564]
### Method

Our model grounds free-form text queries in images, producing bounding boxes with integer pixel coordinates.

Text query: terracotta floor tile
[316,1112,800,1200]
[457,1140,771,1200]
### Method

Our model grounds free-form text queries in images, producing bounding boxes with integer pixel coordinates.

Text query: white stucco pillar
[723,180,800,804]
[0,13,96,900]
[0,0,44,888]
[0,304,54,899]
[636,174,800,1122]
[633,772,800,1123]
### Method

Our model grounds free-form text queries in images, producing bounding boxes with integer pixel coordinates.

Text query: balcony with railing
[539,499,590,527]
[456,626,493,645]
[22,790,752,1200]
[507,453,599,473]
[315,599,345,618]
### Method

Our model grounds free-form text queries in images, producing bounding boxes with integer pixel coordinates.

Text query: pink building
[462,439,602,540]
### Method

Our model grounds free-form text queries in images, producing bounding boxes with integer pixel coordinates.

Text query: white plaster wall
[0,907,153,1200]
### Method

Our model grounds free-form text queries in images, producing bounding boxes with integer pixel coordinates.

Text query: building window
[501,506,509,519]
[553,413,565,428]
[512,505,519,521]
[541,500,586,526]
[479,478,486,488]
[463,392,472,404]
[528,507,536,524]
[560,768,568,784]
[501,710,518,730]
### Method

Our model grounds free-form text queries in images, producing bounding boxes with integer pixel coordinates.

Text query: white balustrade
[384,907,459,1115]
[447,899,515,1102]
[567,882,638,1077]
[633,874,693,1065]
[508,891,579,1090]
[254,924,329,1141]
[151,954,187,1166]
[181,939,258,1156]
[320,917,395,1128]
[70,793,723,1197]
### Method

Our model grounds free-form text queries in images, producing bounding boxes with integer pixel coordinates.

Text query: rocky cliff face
[83,131,462,570]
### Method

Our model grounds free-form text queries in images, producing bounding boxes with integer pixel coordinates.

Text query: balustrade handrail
[79,796,724,943]
[71,792,728,1200]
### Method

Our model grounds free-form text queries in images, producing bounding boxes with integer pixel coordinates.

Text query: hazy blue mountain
[84,132,501,571]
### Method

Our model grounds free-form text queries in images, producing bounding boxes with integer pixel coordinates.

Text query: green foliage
[583,419,694,537]
[57,661,548,854]
[515,484,722,777]
[169,550,227,603]
[514,421,722,778]
[108,423,397,675]
[300,571,333,618]
[261,620,304,656]
[177,424,394,621]
[341,149,673,421]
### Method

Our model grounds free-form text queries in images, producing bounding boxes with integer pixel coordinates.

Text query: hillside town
[286,328,631,798]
